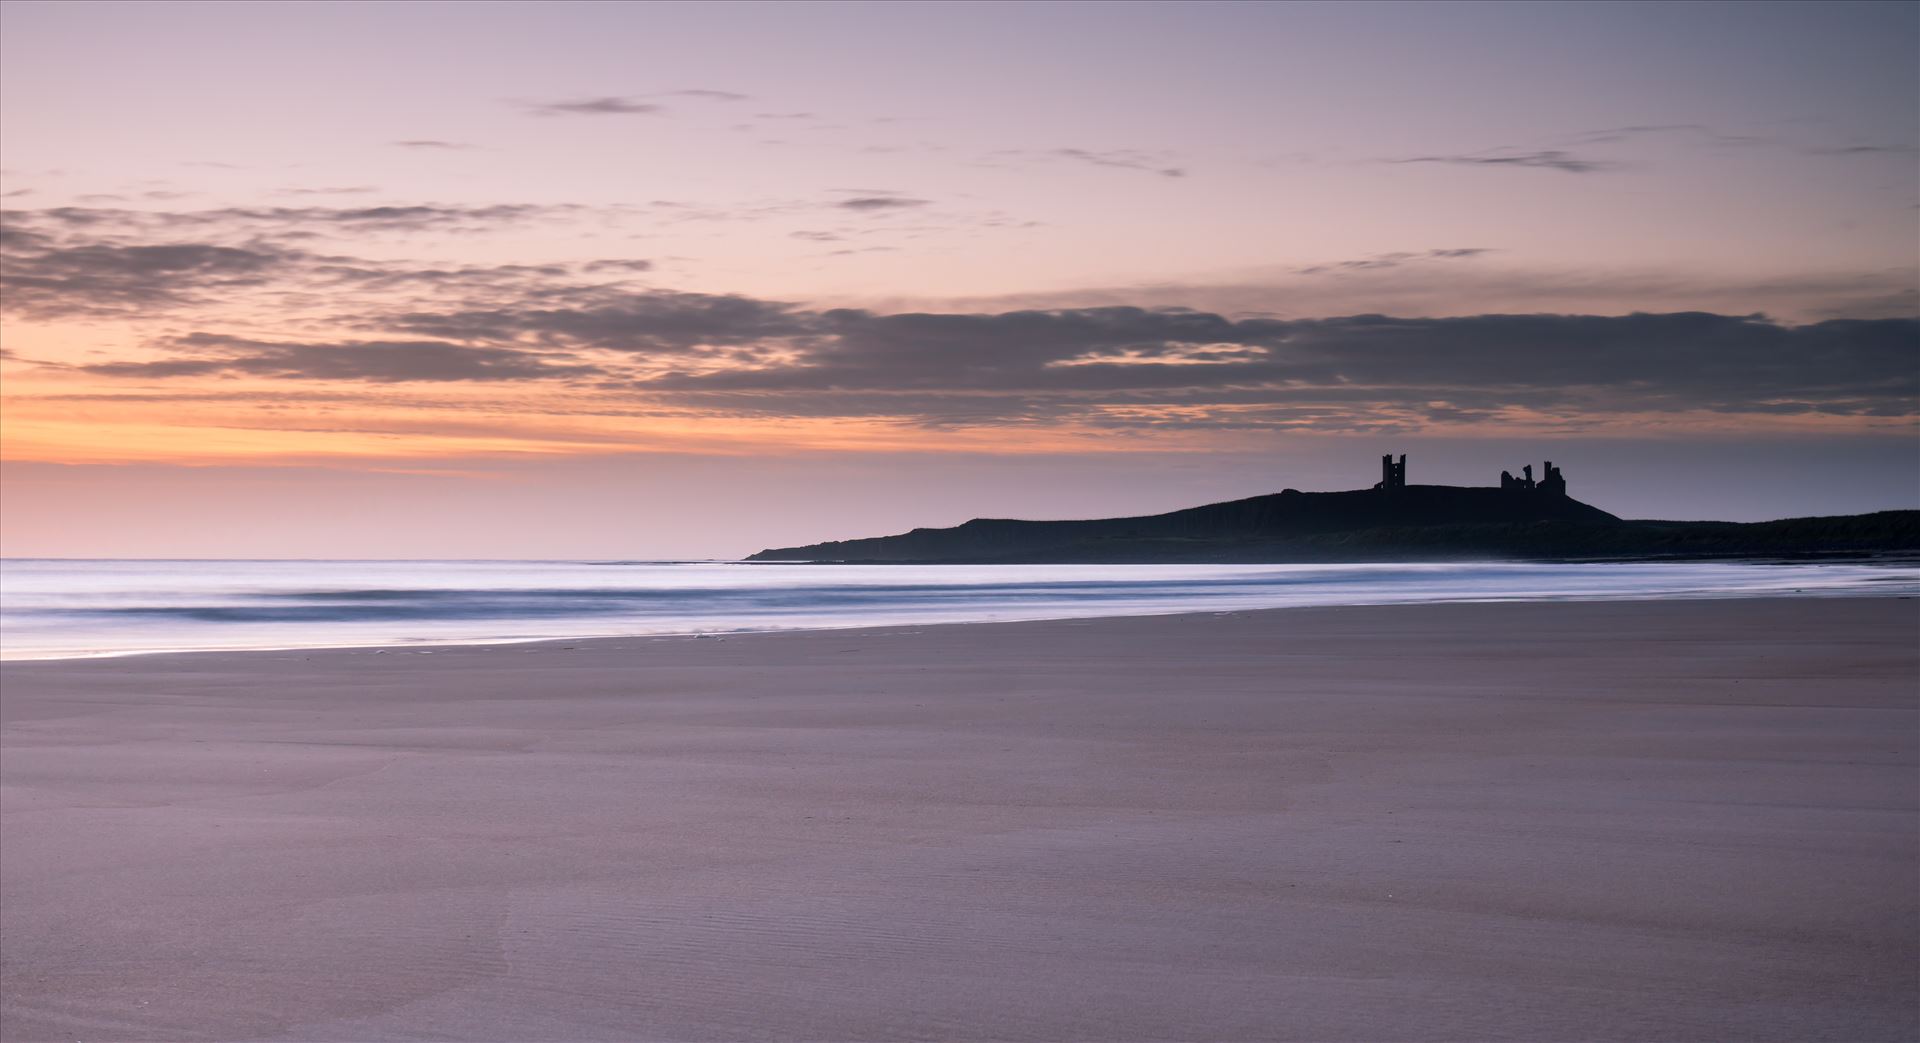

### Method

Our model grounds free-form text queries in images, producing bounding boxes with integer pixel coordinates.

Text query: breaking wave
[3,558,1914,660]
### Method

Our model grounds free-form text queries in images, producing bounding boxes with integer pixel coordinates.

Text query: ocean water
[1,558,1914,661]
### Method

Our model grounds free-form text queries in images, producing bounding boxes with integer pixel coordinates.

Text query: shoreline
[4,584,1914,665]
[4,596,1915,1041]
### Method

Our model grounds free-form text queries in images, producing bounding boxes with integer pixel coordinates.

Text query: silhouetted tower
[1540,461,1566,497]
[1376,453,1406,493]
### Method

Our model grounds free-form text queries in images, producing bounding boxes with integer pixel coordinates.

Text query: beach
[2,597,1915,1042]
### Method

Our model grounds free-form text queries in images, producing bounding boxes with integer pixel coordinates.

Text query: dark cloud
[364,292,1917,424]
[1390,150,1616,174]
[835,196,930,211]
[49,253,1917,426]
[309,260,574,291]
[83,334,601,383]
[15,202,1909,432]
[669,89,749,101]
[0,238,297,317]
[525,97,664,117]
[580,258,655,273]
[0,223,52,251]
[909,265,1919,327]
[387,291,810,352]
[0,207,644,317]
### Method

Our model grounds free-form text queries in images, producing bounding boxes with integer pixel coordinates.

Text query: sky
[1,0,1915,558]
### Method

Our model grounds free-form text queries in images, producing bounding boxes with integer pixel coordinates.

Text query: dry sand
[2,597,1915,1042]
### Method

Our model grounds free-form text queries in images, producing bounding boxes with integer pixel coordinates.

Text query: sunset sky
[2,0,1915,558]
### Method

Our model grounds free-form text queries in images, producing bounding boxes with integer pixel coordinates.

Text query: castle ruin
[1374,454,1407,493]
[1371,454,1569,497]
[1501,461,1567,497]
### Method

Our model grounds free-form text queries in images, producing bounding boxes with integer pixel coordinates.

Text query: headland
[748,455,1920,563]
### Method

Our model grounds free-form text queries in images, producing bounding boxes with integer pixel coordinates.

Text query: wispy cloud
[1294,248,1492,275]
[523,96,664,117]
[15,203,571,236]
[1389,149,1617,174]
[668,89,749,102]
[275,186,379,196]
[834,196,930,212]
[1806,143,1919,156]
[1566,124,1772,148]
[391,140,479,150]
[992,148,1188,178]
[581,258,655,274]
[1559,123,1916,161]
[1054,149,1186,178]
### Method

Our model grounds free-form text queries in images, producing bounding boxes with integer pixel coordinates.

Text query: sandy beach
[2,597,1915,1042]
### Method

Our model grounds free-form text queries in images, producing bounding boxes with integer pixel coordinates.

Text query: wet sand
[2,597,1916,1042]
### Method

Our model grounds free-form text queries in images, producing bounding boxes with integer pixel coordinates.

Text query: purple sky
[1,0,1915,557]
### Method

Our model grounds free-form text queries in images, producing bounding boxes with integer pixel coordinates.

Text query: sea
[2,558,1916,661]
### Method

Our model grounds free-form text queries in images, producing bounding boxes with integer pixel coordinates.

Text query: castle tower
[1540,461,1566,497]
[1377,453,1406,493]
